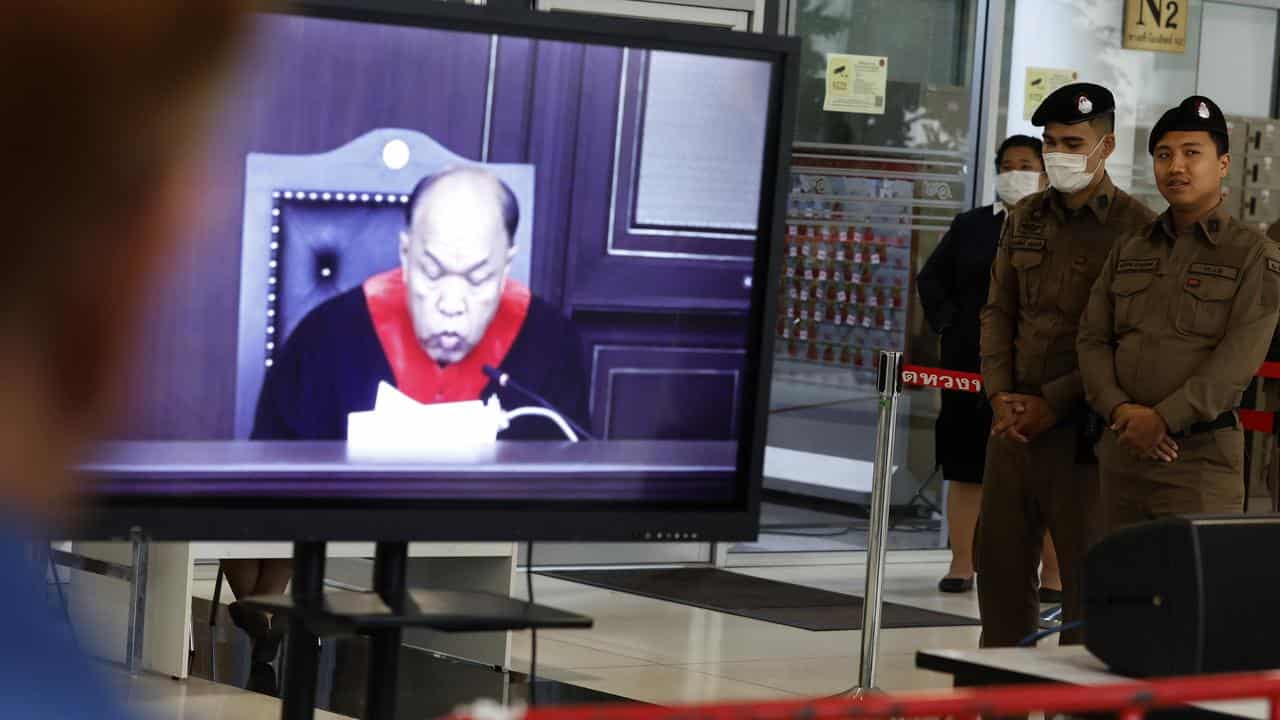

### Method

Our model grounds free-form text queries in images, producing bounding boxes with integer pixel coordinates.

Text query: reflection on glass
[793,0,975,150]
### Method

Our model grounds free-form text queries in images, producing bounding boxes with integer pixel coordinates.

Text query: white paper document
[347,382,504,454]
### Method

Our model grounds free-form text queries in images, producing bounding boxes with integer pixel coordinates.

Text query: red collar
[362,270,532,405]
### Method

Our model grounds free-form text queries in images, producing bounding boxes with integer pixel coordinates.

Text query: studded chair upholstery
[233,128,535,437]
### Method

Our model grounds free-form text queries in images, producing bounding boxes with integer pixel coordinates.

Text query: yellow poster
[823,54,888,115]
[1024,67,1079,121]
[1123,0,1188,53]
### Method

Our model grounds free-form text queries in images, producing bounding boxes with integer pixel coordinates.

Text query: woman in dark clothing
[917,135,1061,596]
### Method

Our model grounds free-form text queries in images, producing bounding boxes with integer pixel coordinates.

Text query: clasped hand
[990,393,1056,443]
[1111,403,1178,463]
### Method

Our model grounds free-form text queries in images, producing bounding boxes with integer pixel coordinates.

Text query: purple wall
[118,15,753,441]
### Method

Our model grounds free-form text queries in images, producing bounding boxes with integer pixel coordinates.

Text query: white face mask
[995,170,1043,207]
[1044,137,1107,193]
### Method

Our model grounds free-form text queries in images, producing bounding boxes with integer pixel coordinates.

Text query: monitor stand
[241,541,593,720]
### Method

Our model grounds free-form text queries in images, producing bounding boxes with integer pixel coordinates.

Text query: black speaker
[1085,515,1280,677]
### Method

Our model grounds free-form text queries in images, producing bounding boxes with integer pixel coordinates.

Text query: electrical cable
[484,365,594,440]
[505,407,579,442]
[1018,620,1085,647]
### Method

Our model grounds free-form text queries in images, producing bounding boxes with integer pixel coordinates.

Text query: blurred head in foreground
[0,3,252,521]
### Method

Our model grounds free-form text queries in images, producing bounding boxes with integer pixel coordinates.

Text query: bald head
[398,168,520,365]
[405,167,519,244]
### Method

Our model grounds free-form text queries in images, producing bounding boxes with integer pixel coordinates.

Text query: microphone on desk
[482,365,595,441]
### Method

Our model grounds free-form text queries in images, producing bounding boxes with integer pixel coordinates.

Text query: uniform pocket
[1175,276,1237,338]
[1061,258,1103,317]
[1112,272,1155,333]
[1011,250,1045,308]
[1210,425,1244,472]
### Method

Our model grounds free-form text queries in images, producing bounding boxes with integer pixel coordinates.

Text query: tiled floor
[108,551,1002,718]
[735,499,944,553]
[505,553,983,705]
[104,668,350,720]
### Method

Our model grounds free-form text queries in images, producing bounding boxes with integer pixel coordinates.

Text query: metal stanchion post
[857,351,903,691]
[126,527,149,676]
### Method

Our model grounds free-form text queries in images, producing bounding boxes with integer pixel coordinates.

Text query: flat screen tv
[75,0,798,542]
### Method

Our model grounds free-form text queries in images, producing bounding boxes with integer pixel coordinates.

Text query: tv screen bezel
[73,0,798,542]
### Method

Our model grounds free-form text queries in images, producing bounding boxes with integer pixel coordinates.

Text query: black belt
[1172,411,1236,439]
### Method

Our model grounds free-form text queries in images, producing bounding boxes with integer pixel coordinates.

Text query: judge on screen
[252,166,591,441]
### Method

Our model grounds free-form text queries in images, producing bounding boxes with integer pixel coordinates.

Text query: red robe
[252,269,588,441]
[362,269,531,404]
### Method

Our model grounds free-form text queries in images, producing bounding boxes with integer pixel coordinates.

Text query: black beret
[1148,95,1228,155]
[1030,82,1116,127]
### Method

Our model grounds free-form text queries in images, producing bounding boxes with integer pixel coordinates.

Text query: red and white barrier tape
[447,668,1280,720]
[900,364,983,393]
[901,363,1280,434]
[1239,408,1274,434]
[1259,361,1280,380]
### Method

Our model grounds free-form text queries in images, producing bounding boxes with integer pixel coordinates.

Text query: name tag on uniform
[1188,263,1240,281]
[1117,258,1158,274]
[1016,221,1046,237]
[1008,236,1045,251]
[1268,258,1280,275]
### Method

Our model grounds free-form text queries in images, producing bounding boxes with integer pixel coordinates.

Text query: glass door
[743,0,986,556]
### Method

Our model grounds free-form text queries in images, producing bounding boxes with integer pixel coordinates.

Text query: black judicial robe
[252,272,590,441]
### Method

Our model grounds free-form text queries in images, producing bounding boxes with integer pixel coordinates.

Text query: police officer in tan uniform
[1078,96,1280,531]
[978,83,1154,647]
